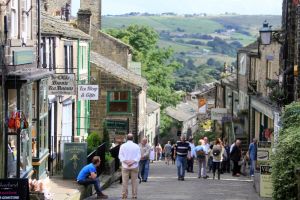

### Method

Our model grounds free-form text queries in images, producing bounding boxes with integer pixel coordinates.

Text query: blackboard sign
[0,179,29,200]
[63,143,87,179]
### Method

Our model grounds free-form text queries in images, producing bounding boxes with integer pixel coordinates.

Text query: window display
[38,79,48,157]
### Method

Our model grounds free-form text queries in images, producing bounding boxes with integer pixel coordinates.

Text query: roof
[41,12,91,40]
[221,73,237,89]
[165,101,198,122]
[147,98,161,114]
[90,51,147,88]
[189,82,217,96]
[238,41,259,54]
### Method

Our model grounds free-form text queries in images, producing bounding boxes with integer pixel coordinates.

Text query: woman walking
[212,138,223,180]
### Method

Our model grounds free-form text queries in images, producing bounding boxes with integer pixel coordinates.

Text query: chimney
[80,0,101,30]
[77,9,92,35]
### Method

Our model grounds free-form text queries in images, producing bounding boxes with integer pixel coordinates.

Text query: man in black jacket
[230,139,242,177]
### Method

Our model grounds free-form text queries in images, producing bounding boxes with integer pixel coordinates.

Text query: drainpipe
[37,0,41,68]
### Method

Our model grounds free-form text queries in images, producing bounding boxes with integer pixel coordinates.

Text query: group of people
[75,133,258,199]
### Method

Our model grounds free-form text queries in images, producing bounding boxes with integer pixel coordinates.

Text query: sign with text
[48,74,76,95]
[63,143,87,179]
[211,108,227,120]
[198,98,207,114]
[13,50,34,65]
[78,85,99,100]
[257,141,271,169]
[260,165,273,198]
[0,179,29,200]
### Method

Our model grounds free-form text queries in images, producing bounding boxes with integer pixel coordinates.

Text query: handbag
[8,112,16,129]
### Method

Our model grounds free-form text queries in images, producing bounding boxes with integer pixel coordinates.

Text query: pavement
[87,161,267,200]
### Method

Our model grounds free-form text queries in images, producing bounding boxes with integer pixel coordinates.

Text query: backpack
[212,148,221,156]
[196,148,206,159]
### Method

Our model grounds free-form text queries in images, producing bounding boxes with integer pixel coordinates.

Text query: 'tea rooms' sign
[48,74,76,95]
[78,85,99,100]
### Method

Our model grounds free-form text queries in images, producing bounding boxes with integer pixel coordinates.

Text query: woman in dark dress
[171,144,176,165]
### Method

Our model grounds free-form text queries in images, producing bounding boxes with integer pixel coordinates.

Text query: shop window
[107,91,131,113]
[38,80,48,157]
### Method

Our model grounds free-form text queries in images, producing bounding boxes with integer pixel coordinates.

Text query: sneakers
[97,192,108,199]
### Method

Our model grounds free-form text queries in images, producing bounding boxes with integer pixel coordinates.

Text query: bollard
[296,168,300,200]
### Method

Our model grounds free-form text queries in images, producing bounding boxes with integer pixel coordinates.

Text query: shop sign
[78,85,99,100]
[48,74,76,95]
[260,165,273,198]
[63,143,87,179]
[273,112,281,147]
[198,98,207,114]
[13,50,34,65]
[257,141,271,168]
[211,108,227,120]
[0,179,29,200]
[106,120,128,132]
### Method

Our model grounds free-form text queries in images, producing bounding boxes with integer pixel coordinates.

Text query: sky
[72,0,282,16]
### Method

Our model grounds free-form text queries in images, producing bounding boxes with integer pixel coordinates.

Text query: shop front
[4,75,51,179]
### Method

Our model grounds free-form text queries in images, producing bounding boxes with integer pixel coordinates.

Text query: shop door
[60,100,73,160]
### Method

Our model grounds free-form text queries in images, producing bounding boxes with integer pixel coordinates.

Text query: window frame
[64,43,73,73]
[107,91,132,114]
[11,0,19,39]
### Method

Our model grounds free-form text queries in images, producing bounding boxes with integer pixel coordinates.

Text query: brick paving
[89,161,265,200]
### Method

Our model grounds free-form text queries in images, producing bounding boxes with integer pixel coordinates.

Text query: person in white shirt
[118,133,141,199]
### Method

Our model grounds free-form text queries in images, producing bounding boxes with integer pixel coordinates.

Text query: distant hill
[102,15,281,91]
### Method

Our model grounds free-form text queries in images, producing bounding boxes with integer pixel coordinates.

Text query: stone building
[41,12,91,176]
[146,99,161,146]
[0,0,53,179]
[89,52,147,142]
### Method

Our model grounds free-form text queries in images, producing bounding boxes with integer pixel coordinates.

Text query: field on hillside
[102,14,281,91]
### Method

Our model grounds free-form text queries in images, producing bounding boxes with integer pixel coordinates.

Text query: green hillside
[102,14,281,91]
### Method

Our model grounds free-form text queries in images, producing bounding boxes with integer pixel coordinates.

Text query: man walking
[187,138,195,173]
[249,138,257,177]
[164,141,172,165]
[119,134,141,199]
[77,156,108,199]
[175,135,191,181]
[139,138,151,182]
[193,139,208,179]
[230,139,242,177]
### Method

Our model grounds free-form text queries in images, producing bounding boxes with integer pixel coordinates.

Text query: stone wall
[80,0,101,34]
[91,31,131,69]
[42,0,71,16]
[90,64,141,137]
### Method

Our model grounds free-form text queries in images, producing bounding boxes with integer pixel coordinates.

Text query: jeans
[250,159,256,176]
[78,178,102,193]
[139,159,150,181]
[176,156,187,178]
[197,158,206,178]
[187,158,194,172]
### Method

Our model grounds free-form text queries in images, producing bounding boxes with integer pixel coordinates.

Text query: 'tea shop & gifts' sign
[78,85,99,100]
[48,74,76,95]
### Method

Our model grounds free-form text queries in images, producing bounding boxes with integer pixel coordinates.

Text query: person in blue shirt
[193,139,208,179]
[248,138,257,177]
[77,156,108,199]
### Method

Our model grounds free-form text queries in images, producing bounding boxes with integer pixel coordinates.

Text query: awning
[6,68,54,81]
[251,98,278,119]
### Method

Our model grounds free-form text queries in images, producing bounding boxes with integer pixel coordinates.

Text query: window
[239,54,247,75]
[107,91,131,113]
[38,79,48,157]
[21,0,32,42]
[11,0,19,38]
[64,44,73,73]
[41,37,55,70]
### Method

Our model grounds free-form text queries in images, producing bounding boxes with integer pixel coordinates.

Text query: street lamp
[259,20,272,45]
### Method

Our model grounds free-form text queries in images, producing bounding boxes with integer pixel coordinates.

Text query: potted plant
[104,152,115,175]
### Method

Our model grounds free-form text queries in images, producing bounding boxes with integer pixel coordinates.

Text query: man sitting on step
[77,156,108,199]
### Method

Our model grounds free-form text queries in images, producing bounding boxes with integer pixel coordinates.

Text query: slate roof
[41,12,91,40]
[189,82,217,96]
[238,41,259,54]
[90,51,147,88]
[165,101,198,122]
[146,98,161,114]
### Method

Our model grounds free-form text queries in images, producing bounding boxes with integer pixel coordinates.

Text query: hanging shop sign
[198,98,207,114]
[78,85,99,100]
[48,74,76,95]
[257,141,271,169]
[260,165,273,198]
[63,143,87,179]
[0,178,29,200]
[211,108,227,120]
[13,50,34,65]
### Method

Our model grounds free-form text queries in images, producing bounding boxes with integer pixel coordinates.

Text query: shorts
[165,152,171,158]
